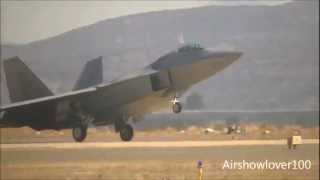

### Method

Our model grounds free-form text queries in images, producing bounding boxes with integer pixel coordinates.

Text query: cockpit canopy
[151,43,207,70]
[177,44,204,52]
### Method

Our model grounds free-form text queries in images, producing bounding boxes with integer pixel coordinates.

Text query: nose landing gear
[171,97,182,113]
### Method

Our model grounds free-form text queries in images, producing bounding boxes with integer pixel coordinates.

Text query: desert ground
[0,125,319,180]
[1,143,319,180]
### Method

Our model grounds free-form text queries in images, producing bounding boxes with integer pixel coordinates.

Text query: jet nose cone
[226,51,242,64]
[230,51,243,60]
[204,50,243,64]
[200,50,243,71]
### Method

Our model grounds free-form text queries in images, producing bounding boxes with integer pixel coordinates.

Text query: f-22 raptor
[0,44,242,142]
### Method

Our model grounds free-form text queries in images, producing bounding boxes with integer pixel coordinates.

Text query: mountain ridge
[1,1,318,111]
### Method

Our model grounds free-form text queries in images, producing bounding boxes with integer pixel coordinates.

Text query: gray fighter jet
[0,44,242,142]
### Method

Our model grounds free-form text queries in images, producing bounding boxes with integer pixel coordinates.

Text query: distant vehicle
[0,44,242,142]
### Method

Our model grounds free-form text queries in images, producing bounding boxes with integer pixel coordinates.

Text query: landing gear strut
[171,97,182,113]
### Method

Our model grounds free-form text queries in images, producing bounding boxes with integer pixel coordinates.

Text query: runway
[1,140,319,180]
[1,139,319,149]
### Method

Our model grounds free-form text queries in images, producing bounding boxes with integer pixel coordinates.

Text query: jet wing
[1,68,164,113]
[0,87,96,111]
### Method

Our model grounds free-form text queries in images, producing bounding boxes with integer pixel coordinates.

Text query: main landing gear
[72,116,91,142]
[72,121,134,142]
[171,96,182,114]
[72,124,88,142]
[115,119,134,141]
[119,124,134,141]
[70,102,91,142]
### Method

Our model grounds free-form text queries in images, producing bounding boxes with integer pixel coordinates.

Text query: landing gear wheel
[120,124,134,141]
[172,102,182,114]
[72,125,87,142]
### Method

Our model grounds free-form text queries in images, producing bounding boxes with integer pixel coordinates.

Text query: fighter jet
[0,44,242,142]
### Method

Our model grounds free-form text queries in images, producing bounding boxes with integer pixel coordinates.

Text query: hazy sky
[1,1,292,44]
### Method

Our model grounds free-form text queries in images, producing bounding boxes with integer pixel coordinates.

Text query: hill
[1,1,318,111]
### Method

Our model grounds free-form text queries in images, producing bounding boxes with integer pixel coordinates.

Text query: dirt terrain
[1,125,319,180]
[1,143,318,180]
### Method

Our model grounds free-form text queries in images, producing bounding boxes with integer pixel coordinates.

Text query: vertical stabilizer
[3,56,53,103]
[73,56,103,90]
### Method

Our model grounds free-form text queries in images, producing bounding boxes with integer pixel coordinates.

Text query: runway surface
[1,139,318,149]
[1,140,319,180]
